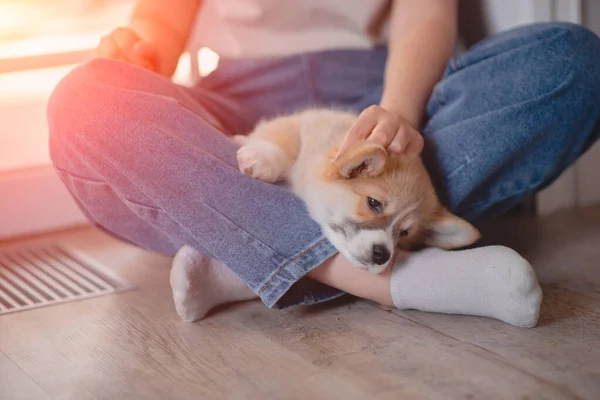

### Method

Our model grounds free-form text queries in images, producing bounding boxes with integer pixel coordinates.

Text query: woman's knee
[544,22,600,95]
[481,22,600,137]
[528,23,600,157]
[47,59,135,161]
[546,23,600,148]
[464,22,600,91]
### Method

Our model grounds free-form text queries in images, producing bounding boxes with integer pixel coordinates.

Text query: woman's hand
[95,27,160,72]
[336,105,424,159]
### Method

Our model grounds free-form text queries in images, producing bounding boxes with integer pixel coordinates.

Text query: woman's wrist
[379,95,423,130]
[129,16,187,76]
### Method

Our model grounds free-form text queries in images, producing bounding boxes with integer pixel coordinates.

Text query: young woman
[47,0,600,327]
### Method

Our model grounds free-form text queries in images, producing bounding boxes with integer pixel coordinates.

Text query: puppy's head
[317,141,480,273]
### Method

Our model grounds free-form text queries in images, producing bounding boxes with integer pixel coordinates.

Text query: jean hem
[257,237,339,308]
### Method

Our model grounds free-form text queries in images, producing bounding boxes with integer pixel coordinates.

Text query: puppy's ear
[423,207,480,249]
[332,142,387,179]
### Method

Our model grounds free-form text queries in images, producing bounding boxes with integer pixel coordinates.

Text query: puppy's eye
[366,197,383,213]
[399,229,409,237]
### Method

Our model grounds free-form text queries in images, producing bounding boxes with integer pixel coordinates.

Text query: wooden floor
[1,206,600,400]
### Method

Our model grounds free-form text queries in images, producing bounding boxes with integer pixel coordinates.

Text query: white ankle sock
[169,246,257,322]
[390,246,543,327]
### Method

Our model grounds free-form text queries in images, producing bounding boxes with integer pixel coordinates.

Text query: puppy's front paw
[237,142,288,183]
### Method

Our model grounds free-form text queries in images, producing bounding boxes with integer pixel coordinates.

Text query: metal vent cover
[0,244,133,315]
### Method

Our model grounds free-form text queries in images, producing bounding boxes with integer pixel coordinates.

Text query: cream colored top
[190,0,391,58]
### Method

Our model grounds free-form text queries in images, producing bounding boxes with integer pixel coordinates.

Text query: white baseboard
[537,166,578,215]
[537,142,600,215]
[0,165,88,240]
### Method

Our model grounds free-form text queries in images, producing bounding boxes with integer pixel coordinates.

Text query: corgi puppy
[235,109,480,274]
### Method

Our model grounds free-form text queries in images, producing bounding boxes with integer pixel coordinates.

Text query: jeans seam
[449,57,459,73]
[54,165,165,211]
[301,54,319,105]
[199,199,289,262]
[53,165,106,184]
[432,87,446,108]
[444,155,475,180]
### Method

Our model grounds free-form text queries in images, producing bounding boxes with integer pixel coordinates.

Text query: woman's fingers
[95,27,157,71]
[336,105,424,160]
[404,130,425,156]
[133,41,159,70]
[367,112,401,148]
[389,125,424,157]
[336,109,378,158]
[96,34,127,60]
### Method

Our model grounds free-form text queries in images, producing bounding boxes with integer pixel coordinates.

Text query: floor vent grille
[0,244,133,315]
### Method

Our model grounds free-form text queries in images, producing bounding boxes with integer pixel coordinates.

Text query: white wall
[480,0,551,31]
[0,65,89,240]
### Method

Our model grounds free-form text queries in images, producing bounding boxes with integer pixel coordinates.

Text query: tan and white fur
[235,109,480,274]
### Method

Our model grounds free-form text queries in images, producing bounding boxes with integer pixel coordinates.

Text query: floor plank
[0,351,50,400]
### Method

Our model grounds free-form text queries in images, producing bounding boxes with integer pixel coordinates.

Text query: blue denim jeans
[48,23,600,308]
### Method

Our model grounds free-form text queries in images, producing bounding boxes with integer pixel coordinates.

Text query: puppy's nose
[371,244,391,265]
